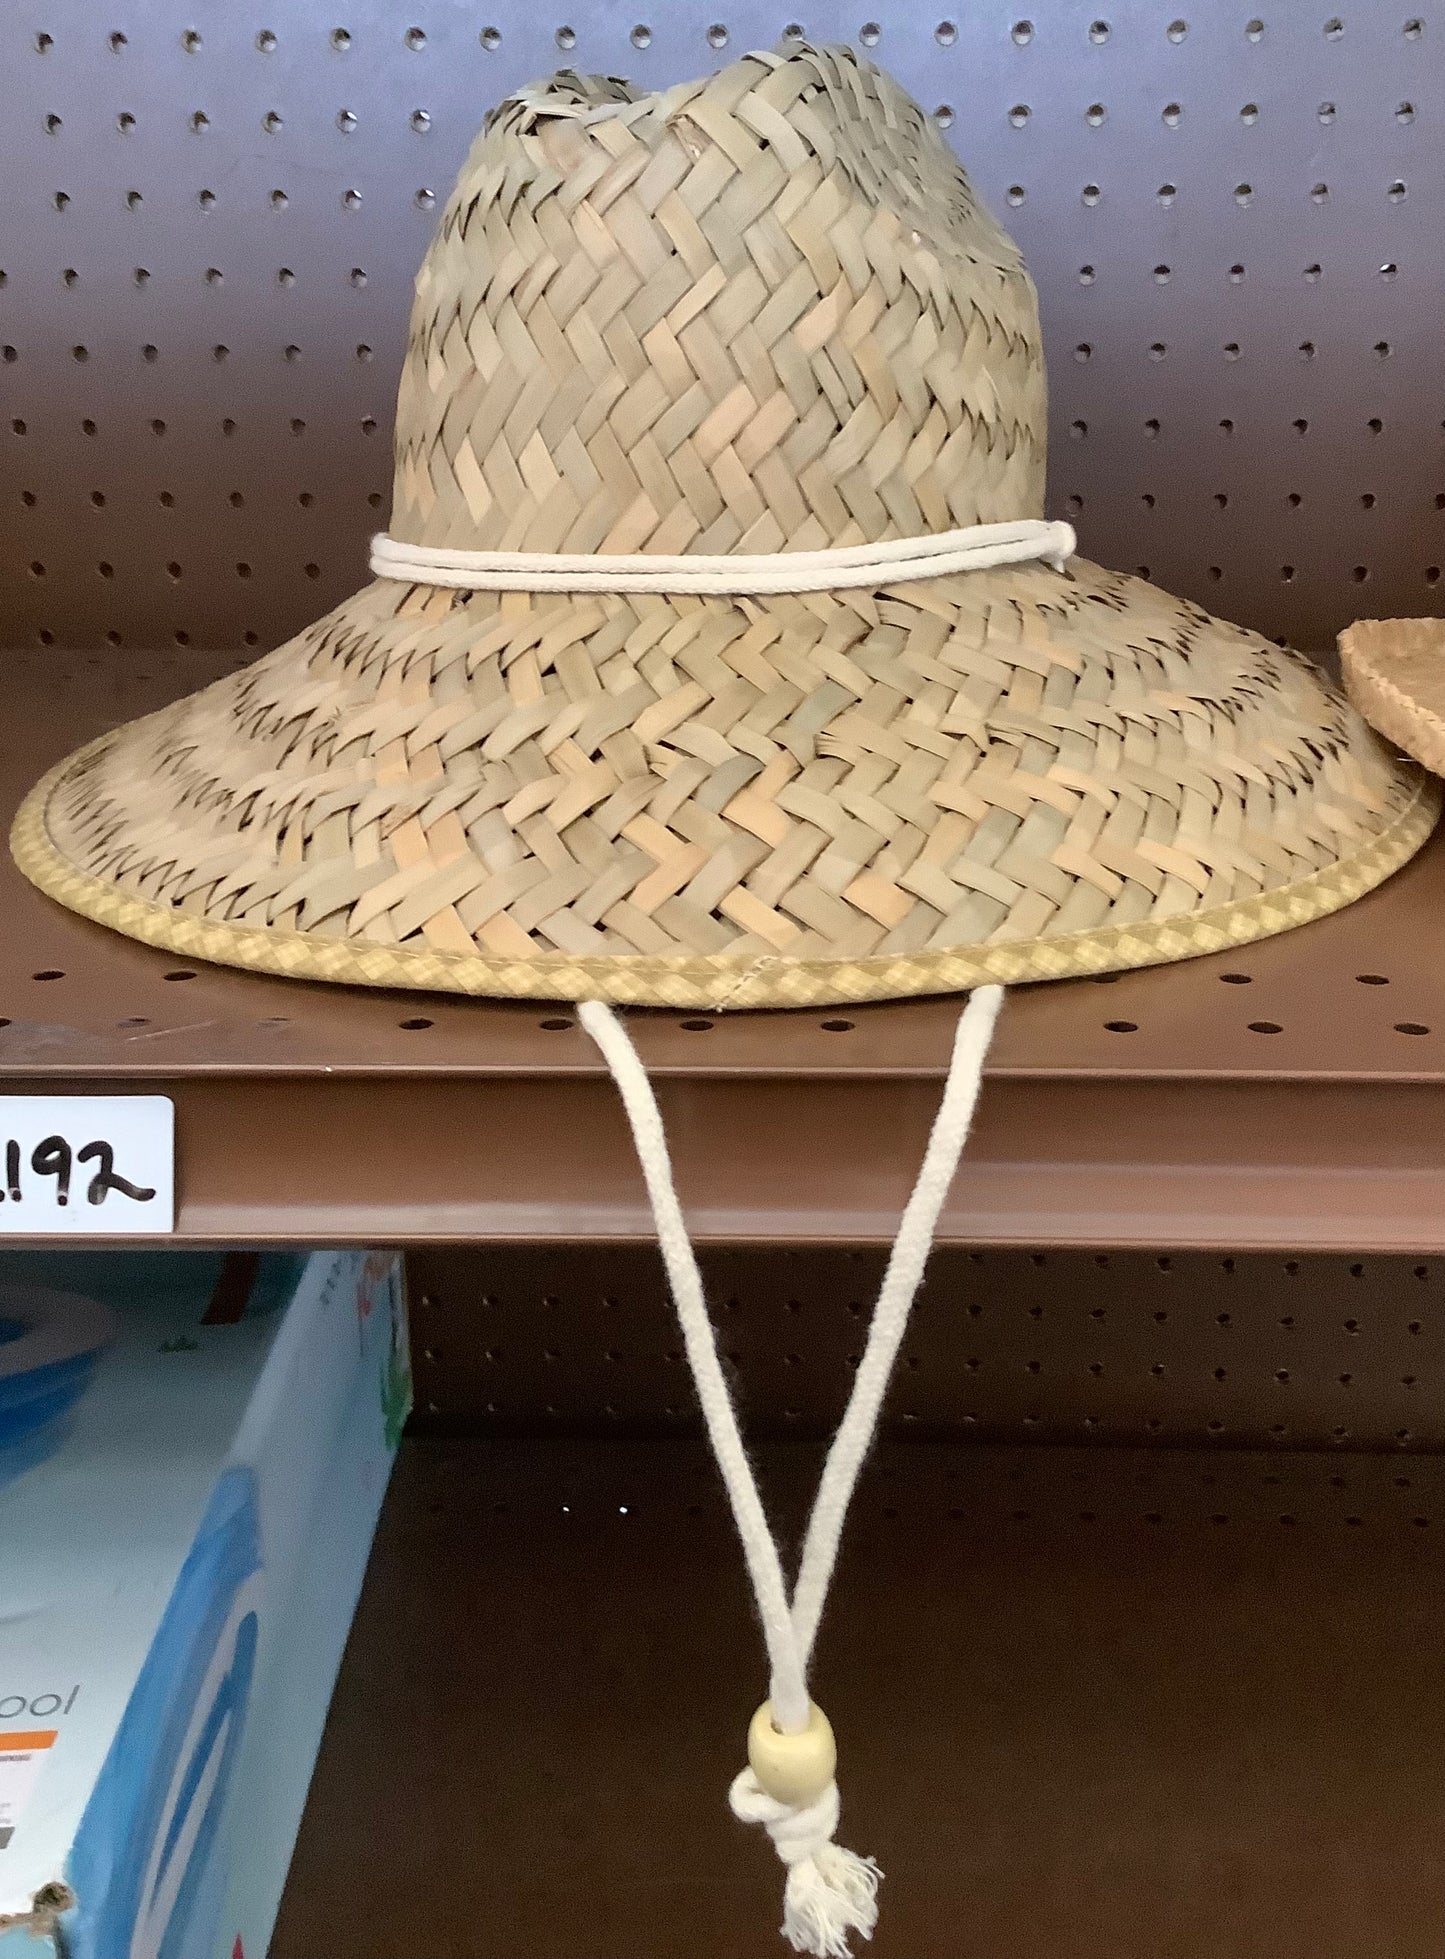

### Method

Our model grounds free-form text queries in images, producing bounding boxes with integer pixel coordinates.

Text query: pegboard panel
[407,1246,1445,1450]
[3,3,1442,652]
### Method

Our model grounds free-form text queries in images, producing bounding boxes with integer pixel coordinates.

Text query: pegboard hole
[1104,1020,1137,1033]
[680,1017,713,1032]
[1012,21,1034,45]
[479,25,502,49]
[1356,973,1389,984]
[1240,102,1258,122]
[707,22,729,47]
[1323,14,1343,37]
[1404,16,1424,38]
[935,20,957,44]
[1219,972,1251,983]
[859,23,882,48]
[1395,1022,1430,1035]
[630,23,652,49]
[255,29,277,52]
[399,1016,433,1030]
[1389,179,1408,202]
[1161,102,1181,126]
[109,30,128,51]
[1008,104,1030,127]
[1248,1021,1283,1034]
[35,29,53,51]
[405,26,427,50]
[336,109,357,132]
[539,1017,573,1032]
[31,969,65,982]
[1088,19,1110,42]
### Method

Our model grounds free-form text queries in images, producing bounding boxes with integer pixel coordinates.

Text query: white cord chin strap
[370,518,1075,594]
[578,986,1004,1958]
[377,518,1035,1952]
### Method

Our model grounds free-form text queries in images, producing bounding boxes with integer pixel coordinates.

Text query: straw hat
[12,45,1435,1010]
[1340,618,1445,779]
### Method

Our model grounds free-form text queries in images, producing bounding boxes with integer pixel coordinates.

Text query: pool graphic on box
[0,1249,407,1959]
[0,1288,117,1493]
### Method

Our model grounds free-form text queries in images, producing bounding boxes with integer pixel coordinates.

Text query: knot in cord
[730,1773,880,1959]
[729,1770,841,1864]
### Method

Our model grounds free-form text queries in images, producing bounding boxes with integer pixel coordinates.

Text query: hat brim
[1341,618,1445,780]
[14,560,1438,1010]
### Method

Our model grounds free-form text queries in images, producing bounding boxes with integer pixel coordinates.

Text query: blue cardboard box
[0,1248,408,1959]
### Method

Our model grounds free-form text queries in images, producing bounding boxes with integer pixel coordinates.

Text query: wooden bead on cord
[747,1701,838,1808]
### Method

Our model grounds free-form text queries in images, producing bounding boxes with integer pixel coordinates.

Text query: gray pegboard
[2,1,1442,652]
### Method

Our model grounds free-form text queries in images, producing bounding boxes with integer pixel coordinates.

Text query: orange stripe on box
[0,1730,58,1751]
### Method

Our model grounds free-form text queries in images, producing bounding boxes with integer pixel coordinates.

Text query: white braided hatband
[369,518,1075,595]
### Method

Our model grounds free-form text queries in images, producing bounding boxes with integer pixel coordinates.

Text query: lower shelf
[274,1438,1445,1959]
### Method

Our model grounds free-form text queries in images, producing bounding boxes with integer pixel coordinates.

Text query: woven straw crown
[390,51,1046,558]
[12,45,1436,1008]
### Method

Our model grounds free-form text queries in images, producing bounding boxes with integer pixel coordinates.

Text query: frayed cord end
[730,1770,881,1958]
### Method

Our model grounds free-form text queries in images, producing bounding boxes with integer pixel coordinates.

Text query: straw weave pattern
[15,46,1431,1006]
[1340,618,1445,779]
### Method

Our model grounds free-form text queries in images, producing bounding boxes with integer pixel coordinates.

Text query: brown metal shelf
[3,651,1444,1251]
[272,1436,1445,1959]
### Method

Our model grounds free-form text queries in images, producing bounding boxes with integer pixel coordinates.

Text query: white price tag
[0,1097,174,1234]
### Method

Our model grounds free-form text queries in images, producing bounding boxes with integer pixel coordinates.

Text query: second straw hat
[11,47,1435,1007]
